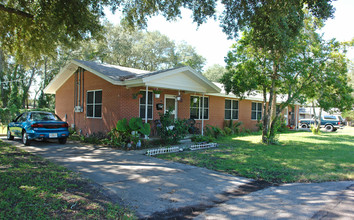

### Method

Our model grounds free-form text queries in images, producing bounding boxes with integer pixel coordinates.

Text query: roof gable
[44,60,220,94]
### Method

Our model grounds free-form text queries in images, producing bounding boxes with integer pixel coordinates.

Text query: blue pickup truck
[299,115,344,132]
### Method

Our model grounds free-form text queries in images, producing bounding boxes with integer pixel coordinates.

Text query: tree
[67,23,206,72]
[203,64,226,82]
[222,12,352,143]
[0,0,112,63]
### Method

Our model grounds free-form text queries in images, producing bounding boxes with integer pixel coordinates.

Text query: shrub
[83,132,108,144]
[224,120,243,134]
[108,117,151,149]
[156,110,188,145]
[204,125,225,139]
[223,127,233,135]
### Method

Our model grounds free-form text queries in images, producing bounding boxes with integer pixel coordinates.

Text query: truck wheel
[301,124,308,129]
[325,124,334,132]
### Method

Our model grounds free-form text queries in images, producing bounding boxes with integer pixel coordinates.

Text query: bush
[108,117,151,149]
[204,125,225,139]
[224,120,243,134]
[156,110,188,145]
[83,132,108,144]
[223,127,233,135]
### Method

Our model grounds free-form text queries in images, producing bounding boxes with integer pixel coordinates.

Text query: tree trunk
[21,65,36,108]
[262,87,269,143]
[264,61,278,144]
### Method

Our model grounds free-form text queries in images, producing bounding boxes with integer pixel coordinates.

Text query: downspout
[201,93,204,136]
[78,68,81,106]
[145,85,149,139]
[82,68,84,109]
[73,70,77,129]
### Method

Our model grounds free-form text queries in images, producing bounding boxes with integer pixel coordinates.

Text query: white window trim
[225,99,239,120]
[251,102,262,121]
[190,95,209,120]
[139,90,153,120]
[86,89,102,119]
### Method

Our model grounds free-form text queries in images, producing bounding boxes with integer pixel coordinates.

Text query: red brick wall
[55,70,298,135]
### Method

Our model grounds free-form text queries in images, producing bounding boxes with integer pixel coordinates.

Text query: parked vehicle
[7,111,70,145]
[298,115,344,132]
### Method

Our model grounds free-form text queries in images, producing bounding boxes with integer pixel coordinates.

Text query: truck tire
[325,124,334,132]
[301,124,308,129]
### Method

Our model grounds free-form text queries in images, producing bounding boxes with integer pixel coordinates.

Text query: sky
[105,0,354,69]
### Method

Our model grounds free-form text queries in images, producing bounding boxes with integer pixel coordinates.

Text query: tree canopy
[1,0,334,63]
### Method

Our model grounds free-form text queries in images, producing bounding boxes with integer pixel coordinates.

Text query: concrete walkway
[3,138,354,219]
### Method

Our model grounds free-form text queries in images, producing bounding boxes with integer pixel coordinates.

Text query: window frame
[251,102,263,121]
[139,91,153,120]
[225,99,239,120]
[86,89,102,119]
[190,95,209,120]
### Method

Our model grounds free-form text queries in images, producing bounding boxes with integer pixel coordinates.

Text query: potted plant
[153,88,161,98]
[132,91,144,99]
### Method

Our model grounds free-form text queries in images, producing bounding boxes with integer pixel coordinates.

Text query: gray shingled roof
[74,59,150,81]
[75,59,185,82]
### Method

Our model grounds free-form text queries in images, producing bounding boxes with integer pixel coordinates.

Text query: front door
[164,95,177,119]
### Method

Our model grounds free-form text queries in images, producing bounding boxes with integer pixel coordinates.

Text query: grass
[0,140,135,219]
[157,127,354,183]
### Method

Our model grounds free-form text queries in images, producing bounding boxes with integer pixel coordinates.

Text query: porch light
[177,95,181,101]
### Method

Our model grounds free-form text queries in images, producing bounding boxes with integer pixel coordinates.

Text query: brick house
[44,59,300,136]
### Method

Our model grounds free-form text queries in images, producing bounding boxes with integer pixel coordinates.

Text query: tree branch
[0,3,34,19]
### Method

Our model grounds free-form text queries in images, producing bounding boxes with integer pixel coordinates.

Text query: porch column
[201,93,204,136]
[145,85,149,139]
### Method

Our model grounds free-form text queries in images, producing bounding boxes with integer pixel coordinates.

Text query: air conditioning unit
[74,106,83,112]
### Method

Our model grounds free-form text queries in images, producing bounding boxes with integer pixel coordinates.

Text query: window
[87,90,102,118]
[139,91,153,119]
[225,99,239,120]
[251,102,262,120]
[323,115,336,120]
[190,96,209,120]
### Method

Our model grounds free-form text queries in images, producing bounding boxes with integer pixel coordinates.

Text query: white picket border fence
[146,146,180,156]
[190,143,217,151]
[146,143,218,156]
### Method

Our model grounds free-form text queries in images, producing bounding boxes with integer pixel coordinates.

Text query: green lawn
[157,127,354,183]
[0,140,135,219]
